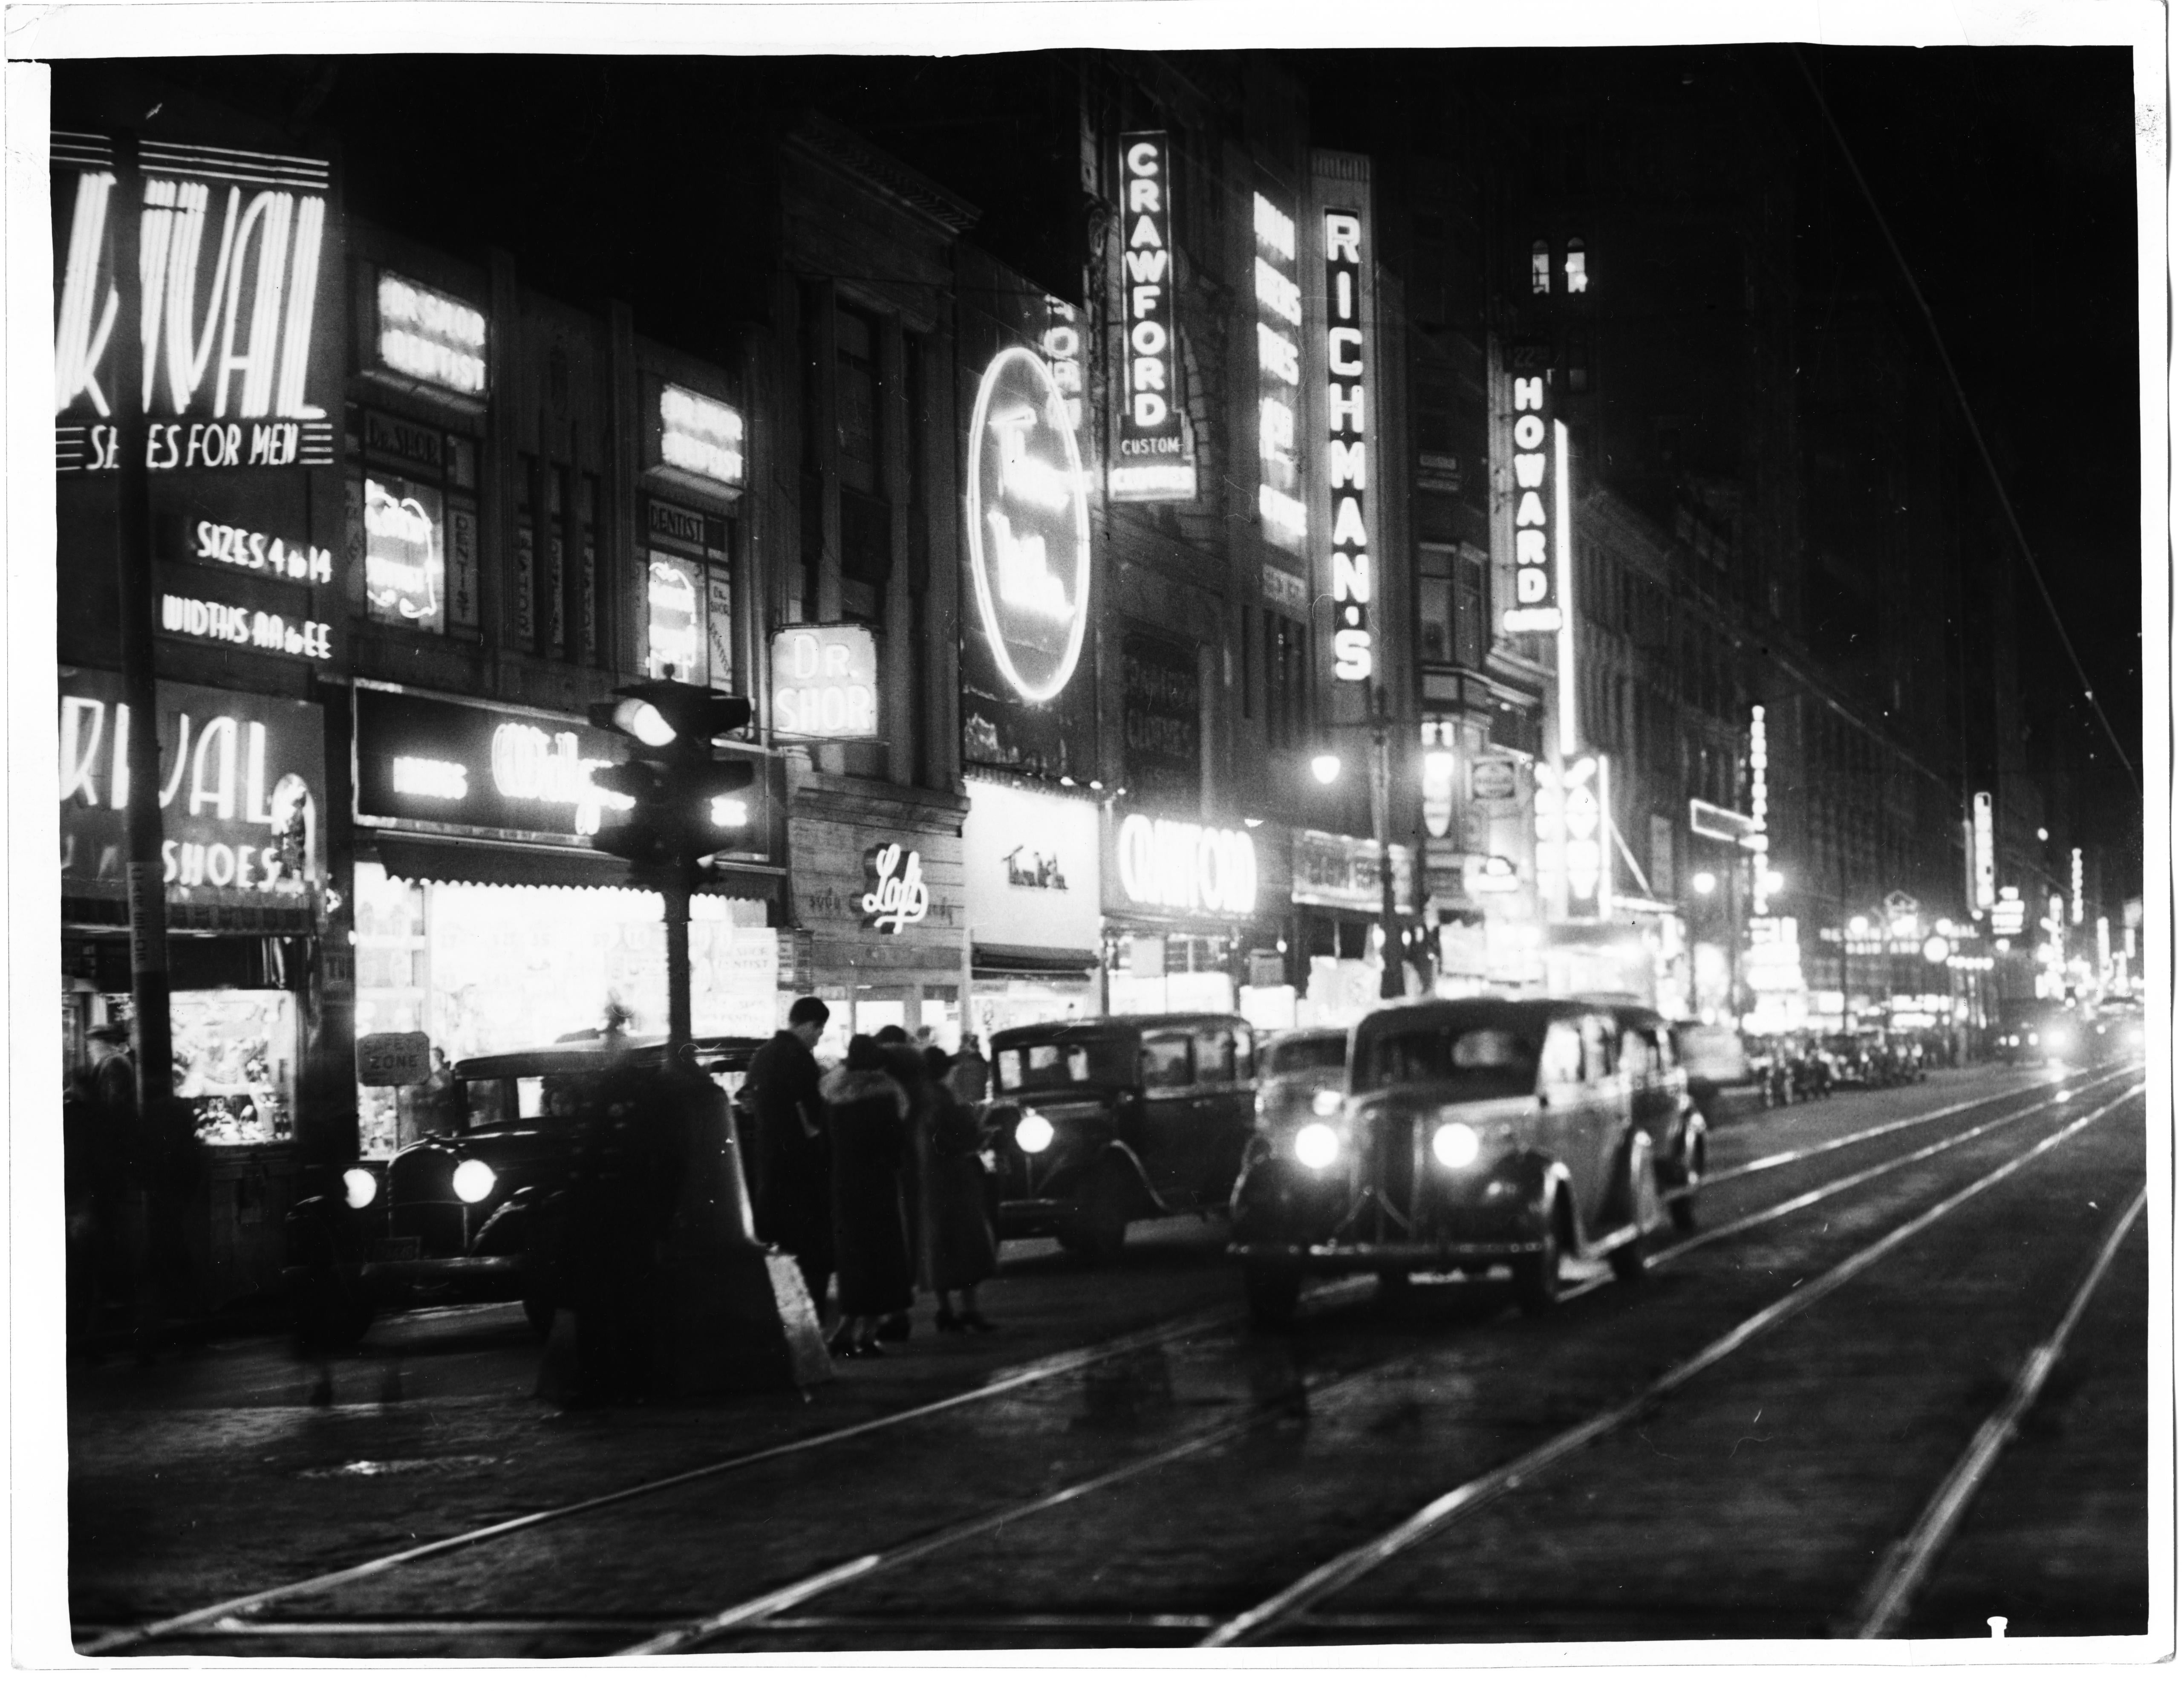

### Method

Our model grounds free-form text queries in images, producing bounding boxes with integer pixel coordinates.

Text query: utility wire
[1790,46,2139,790]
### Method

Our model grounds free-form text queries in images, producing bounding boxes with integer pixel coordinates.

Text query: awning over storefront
[971,942,1100,977]
[373,832,783,902]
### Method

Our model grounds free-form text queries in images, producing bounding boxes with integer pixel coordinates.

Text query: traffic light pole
[662,860,693,1060]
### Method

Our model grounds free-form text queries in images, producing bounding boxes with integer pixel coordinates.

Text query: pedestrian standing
[820,1034,913,1358]
[948,1034,990,1107]
[745,997,834,1317]
[871,1025,929,1341]
[918,1047,998,1332]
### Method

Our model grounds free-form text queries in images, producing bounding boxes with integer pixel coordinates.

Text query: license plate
[370,1237,421,1261]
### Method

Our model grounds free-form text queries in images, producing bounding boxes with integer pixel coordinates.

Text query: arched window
[1565,237,1589,294]
[1530,240,1551,295]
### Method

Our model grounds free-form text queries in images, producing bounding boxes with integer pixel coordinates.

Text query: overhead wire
[1789,46,2138,789]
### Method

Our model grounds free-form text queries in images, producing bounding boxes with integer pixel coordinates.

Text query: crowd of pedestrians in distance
[744,997,998,1358]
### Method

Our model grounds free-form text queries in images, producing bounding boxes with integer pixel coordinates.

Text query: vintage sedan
[1254,1026,1350,1147]
[286,1033,765,1347]
[1229,998,1694,1326]
[984,1014,1258,1259]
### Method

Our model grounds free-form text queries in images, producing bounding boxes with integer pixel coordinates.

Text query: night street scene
[17,7,2165,1669]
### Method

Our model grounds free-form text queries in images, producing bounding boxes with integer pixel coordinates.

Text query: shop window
[172,989,296,1145]
[353,406,479,636]
[646,553,704,681]
[1140,1034,1194,1089]
[644,500,734,687]
[1565,237,1589,295]
[1530,239,1551,295]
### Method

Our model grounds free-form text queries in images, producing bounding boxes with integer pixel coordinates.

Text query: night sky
[65,46,2146,864]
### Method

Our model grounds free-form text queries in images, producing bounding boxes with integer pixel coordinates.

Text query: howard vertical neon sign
[1502,367,1562,634]
[1110,132,1192,500]
[1324,209,1372,684]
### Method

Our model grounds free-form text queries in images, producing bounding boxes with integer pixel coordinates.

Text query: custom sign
[1111,813,1258,918]
[356,1030,431,1088]
[1322,207,1375,683]
[1111,132,1193,500]
[862,843,931,933]
[771,624,879,741]
[1970,790,1996,913]
[1120,630,1200,804]
[961,777,1101,947]
[1500,361,1563,634]
[58,669,324,914]
[52,131,338,474]
[1748,705,1771,916]
[1252,189,1306,548]
[1535,754,1611,922]
[651,381,744,493]
[371,269,488,399]
[965,346,1092,705]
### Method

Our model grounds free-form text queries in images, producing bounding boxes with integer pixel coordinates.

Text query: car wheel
[1065,1159,1133,1262]
[1669,1118,1705,1236]
[1245,1264,1302,1328]
[294,1282,373,1352]
[1513,1193,1564,1316]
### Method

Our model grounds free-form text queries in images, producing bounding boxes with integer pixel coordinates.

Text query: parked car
[983,1013,1259,1259]
[1674,1020,1750,1118]
[286,1032,765,1347]
[1229,998,1698,1326]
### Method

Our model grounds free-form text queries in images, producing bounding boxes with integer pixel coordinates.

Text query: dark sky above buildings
[61,45,2146,860]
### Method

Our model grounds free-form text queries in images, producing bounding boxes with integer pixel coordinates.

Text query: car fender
[471,1186,539,1257]
[1509,1152,1576,1241]
[1093,1139,1168,1216]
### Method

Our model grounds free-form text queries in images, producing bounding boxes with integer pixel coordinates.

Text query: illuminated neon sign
[1114,813,1257,916]
[1252,191,1306,548]
[1534,754,1611,922]
[1970,791,1996,913]
[51,132,335,473]
[1747,705,1771,916]
[646,556,703,681]
[654,383,744,491]
[863,843,932,933]
[1323,208,1373,683]
[1111,131,1193,500]
[1041,298,1085,435]
[965,346,1092,705]
[1502,367,1563,633]
[364,474,445,632]
[771,624,879,741]
[374,271,488,398]
[2071,847,2084,925]
[160,594,332,661]
[190,518,332,583]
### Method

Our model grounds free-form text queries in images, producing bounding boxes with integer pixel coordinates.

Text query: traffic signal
[586,681,758,878]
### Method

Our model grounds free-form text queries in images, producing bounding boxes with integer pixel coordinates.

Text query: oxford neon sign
[966,346,1091,705]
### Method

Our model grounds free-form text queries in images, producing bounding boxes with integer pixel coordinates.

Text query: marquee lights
[1502,372,1563,634]
[657,384,744,489]
[1115,813,1257,916]
[1252,191,1307,547]
[966,346,1092,705]
[1111,132,1194,500]
[1323,210,1373,683]
[376,272,488,397]
[1747,705,1771,916]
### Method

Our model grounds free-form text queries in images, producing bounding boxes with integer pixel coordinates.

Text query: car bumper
[1230,1232,1550,1272]
[284,1254,526,1304]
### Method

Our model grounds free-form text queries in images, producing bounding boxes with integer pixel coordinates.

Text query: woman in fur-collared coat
[821,1034,915,1357]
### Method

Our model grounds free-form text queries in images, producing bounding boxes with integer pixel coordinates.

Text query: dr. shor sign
[771,625,878,741]
[965,346,1092,705]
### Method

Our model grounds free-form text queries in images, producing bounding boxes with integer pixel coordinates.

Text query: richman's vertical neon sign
[1110,132,1192,501]
[1324,209,1373,684]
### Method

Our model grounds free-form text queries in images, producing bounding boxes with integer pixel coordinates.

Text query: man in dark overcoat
[745,997,834,1316]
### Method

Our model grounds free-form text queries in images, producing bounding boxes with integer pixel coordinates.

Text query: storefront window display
[352,861,776,1156]
[172,989,296,1145]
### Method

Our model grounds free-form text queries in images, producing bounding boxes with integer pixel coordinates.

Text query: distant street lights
[1310,687,1405,1000]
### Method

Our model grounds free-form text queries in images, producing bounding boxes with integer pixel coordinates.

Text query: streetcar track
[1846,1185,2149,1638]
[605,1069,2145,1654]
[1198,1081,2144,1645]
[83,1068,2134,1655]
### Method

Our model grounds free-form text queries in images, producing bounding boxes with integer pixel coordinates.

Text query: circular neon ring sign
[964,345,1092,705]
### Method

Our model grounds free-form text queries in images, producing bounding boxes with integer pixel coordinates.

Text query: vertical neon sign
[1110,132,1192,500]
[1252,192,1305,549]
[1324,209,1372,683]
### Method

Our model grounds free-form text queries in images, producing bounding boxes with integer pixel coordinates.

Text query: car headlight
[451,1159,497,1204]
[2026,1032,2040,1047]
[1014,1112,1055,1155]
[1293,1122,1340,1169]
[2044,1029,2067,1051]
[1311,1088,1344,1116]
[1431,1121,1481,1168]
[342,1167,378,1210]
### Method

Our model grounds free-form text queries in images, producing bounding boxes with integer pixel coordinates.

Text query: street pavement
[67,1060,2150,1654]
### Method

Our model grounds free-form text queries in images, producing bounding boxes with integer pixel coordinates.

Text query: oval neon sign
[965,345,1092,705]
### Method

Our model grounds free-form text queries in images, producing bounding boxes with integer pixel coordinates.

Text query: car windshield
[1266,1033,1347,1076]
[994,1039,1135,1094]
[1362,1022,1540,1096]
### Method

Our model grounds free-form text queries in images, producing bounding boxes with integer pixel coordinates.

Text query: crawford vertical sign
[1110,132,1193,501]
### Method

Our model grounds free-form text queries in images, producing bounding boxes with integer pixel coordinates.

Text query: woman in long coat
[918,1047,999,1330]
[820,1034,915,1357]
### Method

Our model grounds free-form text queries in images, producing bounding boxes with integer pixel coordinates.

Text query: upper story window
[1565,238,1589,294]
[1530,240,1551,295]
[835,309,879,496]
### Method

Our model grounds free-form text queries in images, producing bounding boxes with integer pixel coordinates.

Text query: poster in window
[647,553,703,682]
[363,474,445,633]
[707,569,735,691]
